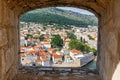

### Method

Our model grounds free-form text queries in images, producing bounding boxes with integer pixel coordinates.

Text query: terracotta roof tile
[53,54,62,58]
[35,59,42,62]
[70,49,81,54]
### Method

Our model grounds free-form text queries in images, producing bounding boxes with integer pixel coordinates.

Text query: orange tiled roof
[39,50,50,55]
[43,41,51,44]
[53,54,62,58]
[40,55,46,59]
[48,48,54,51]
[35,59,42,62]
[40,51,46,55]
[28,49,35,54]
[42,60,49,62]
[20,46,26,49]
[34,46,40,48]
[70,49,81,54]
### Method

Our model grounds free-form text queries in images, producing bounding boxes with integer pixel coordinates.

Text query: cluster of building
[74,25,98,49]
[20,22,96,67]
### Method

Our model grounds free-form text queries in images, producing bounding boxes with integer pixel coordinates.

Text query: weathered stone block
[5,47,15,73]
[0,28,8,47]
[0,49,6,80]
[4,63,17,80]
[0,49,2,80]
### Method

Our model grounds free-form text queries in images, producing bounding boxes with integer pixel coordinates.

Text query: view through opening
[19,7,98,69]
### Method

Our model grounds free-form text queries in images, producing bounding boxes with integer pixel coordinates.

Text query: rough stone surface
[5,47,14,73]
[0,28,8,47]
[0,0,120,80]
[0,49,5,80]
[13,68,100,80]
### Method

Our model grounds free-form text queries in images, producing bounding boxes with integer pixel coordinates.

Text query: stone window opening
[1,1,120,80]
[18,7,99,80]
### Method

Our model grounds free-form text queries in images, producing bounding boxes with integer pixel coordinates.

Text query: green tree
[83,44,91,53]
[80,37,83,42]
[91,48,97,55]
[88,35,94,40]
[67,32,77,40]
[33,36,39,39]
[20,7,98,27]
[83,38,86,43]
[39,35,45,41]
[55,26,63,30]
[51,35,63,48]
[69,39,84,51]
[69,39,94,54]
[27,34,33,38]
[43,26,46,30]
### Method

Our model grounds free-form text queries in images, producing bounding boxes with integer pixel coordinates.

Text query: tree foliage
[27,34,33,38]
[67,32,77,40]
[39,35,45,41]
[69,39,96,54]
[51,35,63,48]
[69,39,84,51]
[20,7,98,28]
[91,48,97,55]
[88,35,94,40]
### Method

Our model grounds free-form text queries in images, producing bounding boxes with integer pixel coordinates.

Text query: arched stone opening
[19,6,98,69]
[1,0,120,80]
[18,2,100,71]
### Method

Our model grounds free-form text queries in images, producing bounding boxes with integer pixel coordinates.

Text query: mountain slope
[20,7,98,27]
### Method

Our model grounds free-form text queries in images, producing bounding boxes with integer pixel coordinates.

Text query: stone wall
[0,0,19,80]
[0,0,120,80]
[98,0,120,80]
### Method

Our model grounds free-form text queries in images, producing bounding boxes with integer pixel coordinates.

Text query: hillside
[20,7,98,27]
